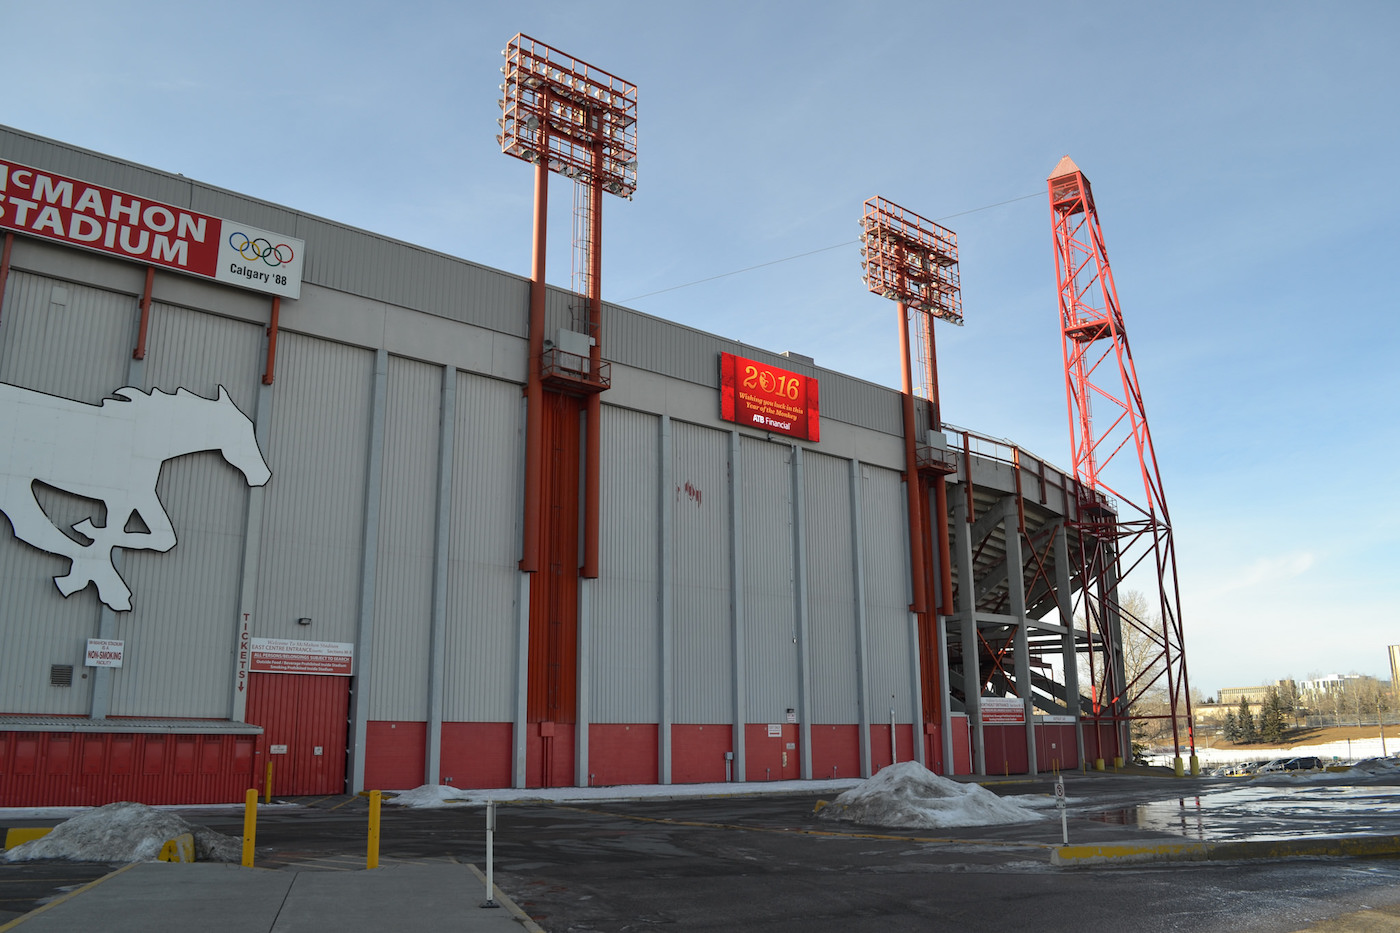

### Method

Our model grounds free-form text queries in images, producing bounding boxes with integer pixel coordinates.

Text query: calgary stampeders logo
[0,383,271,611]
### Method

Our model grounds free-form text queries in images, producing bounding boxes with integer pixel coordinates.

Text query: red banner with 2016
[719,352,820,442]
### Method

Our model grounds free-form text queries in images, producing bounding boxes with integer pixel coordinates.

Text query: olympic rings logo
[228,231,295,267]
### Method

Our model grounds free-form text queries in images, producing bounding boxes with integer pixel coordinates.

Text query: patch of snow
[2,801,242,864]
[387,784,477,808]
[383,777,865,808]
[1178,737,1397,768]
[815,761,1044,830]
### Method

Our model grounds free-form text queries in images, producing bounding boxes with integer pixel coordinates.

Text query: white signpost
[1055,773,1068,844]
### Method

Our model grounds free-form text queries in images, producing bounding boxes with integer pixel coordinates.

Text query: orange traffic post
[264,759,273,804]
[367,789,381,869]
[242,788,257,867]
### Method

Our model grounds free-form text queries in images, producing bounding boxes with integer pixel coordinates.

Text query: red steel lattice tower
[1047,156,1196,775]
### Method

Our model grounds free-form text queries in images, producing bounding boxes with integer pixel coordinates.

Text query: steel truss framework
[939,426,1128,775]
[1046,156,1195,771]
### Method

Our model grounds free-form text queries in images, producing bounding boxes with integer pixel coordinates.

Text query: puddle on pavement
[1084,785,1400,841]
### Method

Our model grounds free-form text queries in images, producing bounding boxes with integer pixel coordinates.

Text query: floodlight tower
[498,35,636,786]
[860,196,962,766]
[1047,156,1196,776]
[498,34,637,580]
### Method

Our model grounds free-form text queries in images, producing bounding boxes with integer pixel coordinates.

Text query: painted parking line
[1052,834,1400,867]
[0,862,137,932]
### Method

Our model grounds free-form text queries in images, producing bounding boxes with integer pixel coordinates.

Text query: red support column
[520,109,550,575]
[582,138,604,580]
[897,301,928,614]
[132,266,155,360]
[262,297,281,385]
[0,233,13,323]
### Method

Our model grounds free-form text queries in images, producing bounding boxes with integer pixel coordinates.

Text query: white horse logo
[0,383,271,611]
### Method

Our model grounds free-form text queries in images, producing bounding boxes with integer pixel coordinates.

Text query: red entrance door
[246,673,350,795]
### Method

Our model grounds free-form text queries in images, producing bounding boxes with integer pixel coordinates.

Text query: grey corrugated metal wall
[803,451,860,724]
[592,406,661,723]
[253,333,373,646]
[740,438,800,722]
[113,302,265,717]
[367,357,440,721]
[0,270,136,714]
[442,371,521,723]
[859,465,916,721]
[669,421,733,724]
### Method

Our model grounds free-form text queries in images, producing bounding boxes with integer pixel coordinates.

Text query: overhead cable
[620,191,1044,302]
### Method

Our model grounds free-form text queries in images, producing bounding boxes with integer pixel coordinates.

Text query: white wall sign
[980,697,1027,724]
[0,159,305,299]
[248,637,354,676]
[84,638,124,667]
[0,383,270,611]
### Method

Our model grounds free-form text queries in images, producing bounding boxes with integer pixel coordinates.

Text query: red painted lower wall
[923,723,945,775]
[950,715,972,775]
[524,722,576,789]
[587,724,657,787]
[0,729,259,806]
[1035,723,1078,772]
[744,723,800,781]
[437,722,512,788]
[364,721,426,790]
[983,724,1029,775]
[809,724,860,780]
[1082,720,1121,764]
[868,724,917,772]
[670,724,731,784]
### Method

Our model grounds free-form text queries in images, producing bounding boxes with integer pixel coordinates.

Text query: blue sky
[3,0,1396,696]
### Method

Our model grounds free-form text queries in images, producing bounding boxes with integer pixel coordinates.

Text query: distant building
[1218,680,1295,708]
[1299,674,1364,698]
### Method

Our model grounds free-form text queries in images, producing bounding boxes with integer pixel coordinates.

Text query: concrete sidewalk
[4,860,541,933]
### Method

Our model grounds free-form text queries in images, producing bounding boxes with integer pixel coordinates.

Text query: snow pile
[815,761,1044,830]
[385,784,478,808]
[2,801,242,863]
[1348,757,1400,776]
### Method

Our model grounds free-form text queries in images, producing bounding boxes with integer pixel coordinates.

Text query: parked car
[1282,756,1322,771]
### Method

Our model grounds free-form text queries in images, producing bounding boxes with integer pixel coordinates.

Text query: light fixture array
[860,196,962,324]
[497,33,638,197]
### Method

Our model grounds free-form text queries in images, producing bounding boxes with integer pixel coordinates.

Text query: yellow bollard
[242,788,257,867]
[367,789,381,869]
[265,760,273,804]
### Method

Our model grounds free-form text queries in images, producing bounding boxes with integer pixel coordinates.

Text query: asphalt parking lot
[6,770,1400,932]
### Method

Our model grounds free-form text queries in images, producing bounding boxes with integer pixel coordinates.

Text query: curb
[1052,833,1400,867]
[465,863,546,933]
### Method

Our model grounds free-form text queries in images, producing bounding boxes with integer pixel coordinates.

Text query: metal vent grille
[50,664,73,687]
